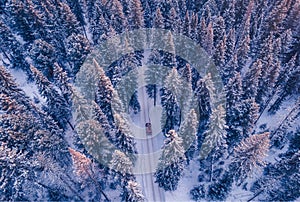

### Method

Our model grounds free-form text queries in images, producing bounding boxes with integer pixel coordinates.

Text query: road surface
[131,65,166,202]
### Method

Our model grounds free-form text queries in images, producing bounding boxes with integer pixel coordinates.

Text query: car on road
[145,123,152,135]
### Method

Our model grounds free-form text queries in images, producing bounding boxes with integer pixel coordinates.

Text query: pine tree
[143,0,152,28]
[65,33,91,75]
[243,59,262,99]
[155,130,186,191]
[224,28,236,65]
[53,63,73,102]
[204,22,214,55]
[241,98,259,137]
[223,0,235,31]
[29,39,56,80]
[165,7,179,32]
[183,11,190,37]
[129,0,144,30]
[222,53,238,85]
[114,114,137,163]
[89,7,109,44]
[226,72,245,147]
[197,18,207,48]
[95,61,116,123]
[75,119,114,165]
[6,0,34,41]
[179,109,199,162]
[145,50,168,106]
[213,16,225,46]
[190,12,198,41]
[160,68,182,133]
[121,180,145,202]
[30,65,71,129]
[213,35,226,68]
[162,31,176,67]
[110,0,126,33]
[199,105,227,159]
[69,148,110,201]
[231,132,270,185]
[153,7,164,29]
[109,150,133,179]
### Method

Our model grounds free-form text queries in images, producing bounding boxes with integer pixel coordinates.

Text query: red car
[145,123,152,135]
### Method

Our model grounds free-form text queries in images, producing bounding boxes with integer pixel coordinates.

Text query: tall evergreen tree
[129,0,144,29]
[199,105,227,159]
[30,65,71,129]
[65,33,91,75]
[226,72,245,147]
[109,0,126,33]
[155,130,186,191]
[179,109,198,162]
[183,11,190,37]
[213,16,225,46]
[153,7,164,29]
[114,114,137,163]
[231,132,270,185]
[121,180,145,202]
[243,59,262,99]
[29,39,56,80]
[160,68,182,133]
[224,28,236,65]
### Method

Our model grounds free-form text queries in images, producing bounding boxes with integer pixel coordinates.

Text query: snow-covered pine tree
[153,7,164,29]
[69,148,110,201]
[197,18,207,48]
[53,62,73,102]
[241,98,259,137]
[179,109,199,163]
[199,105,227,160]
[231,132,270,185]
[89,6,109,44]
[162,31,176,67]
[75,119,113,165]
[190,12,198,41]
[129,0,144,30]
[0,20,28,72]
[121,180,145,202]
[65,33,91,75]
[30,65,71,129]
[116,39,140,114]
[143,0,152,28]
[29,39,55,80]
[114,114,137,163]
[243,59,262,99]
[165,7,179,32]
[155,130,186,191]
[224,28,236,65]
[222,0,235,31]
[236,26,250,71]
[183,11,190,37]
[160,68,181,133]
[94,60,115,123]
[109,0,126,33]
[251,150,300,201]
[226,71,245,147]
[5,0,35,41]
[109,150,134,181]
[204,22,214,55]
[213,16,225,46]
[213,35,226,69]
[268,56,299,113]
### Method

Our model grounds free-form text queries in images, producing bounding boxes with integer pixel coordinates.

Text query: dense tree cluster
[0,0,299,201]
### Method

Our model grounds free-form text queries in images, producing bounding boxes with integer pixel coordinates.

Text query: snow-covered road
[131,65,166,201]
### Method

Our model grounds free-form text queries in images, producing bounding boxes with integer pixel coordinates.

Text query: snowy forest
[0,0,299,201]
